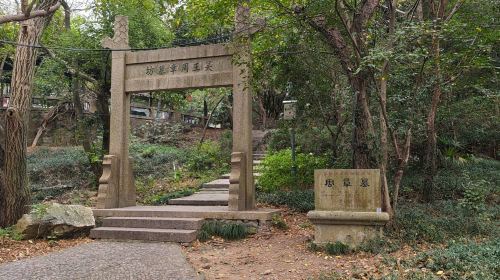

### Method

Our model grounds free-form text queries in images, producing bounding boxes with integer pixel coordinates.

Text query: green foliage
[401,158,500,200]
[307,241,350,256]
[357,237,401,255]
[460,177,490,215]
[403,239,500,280]
[130,140,187,179]
[31,204,49,219]
[325,242,350,255]
[147,188,197,205]
[389,201,499,244]
[186,141,229,173]
[257,190,314,213]
[270,214,288,230]
[258,149,329,192]
[198,220,248,241]
[28,147,95,196]
[0,227,23,241]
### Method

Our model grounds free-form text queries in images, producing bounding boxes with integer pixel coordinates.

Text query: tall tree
[289,0,380,168]
[422,0,465,202]
[0,0,60,227]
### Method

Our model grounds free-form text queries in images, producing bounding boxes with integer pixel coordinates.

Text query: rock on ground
[15,203,95,239]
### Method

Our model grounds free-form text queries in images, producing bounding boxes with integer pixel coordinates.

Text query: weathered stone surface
[97,10,255,211]
[309,169,389,247]
[307,210,389,246]
[314,169,382,212]
[16,203,95,239]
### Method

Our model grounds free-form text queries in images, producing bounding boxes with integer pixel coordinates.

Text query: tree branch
[40,45,98,84]
[0,1,61,25]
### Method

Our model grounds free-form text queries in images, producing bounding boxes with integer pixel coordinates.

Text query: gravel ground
[0,241,199,280]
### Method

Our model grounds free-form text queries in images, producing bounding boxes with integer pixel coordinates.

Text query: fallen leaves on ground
[0,237,92,265]
[183,209,429,280]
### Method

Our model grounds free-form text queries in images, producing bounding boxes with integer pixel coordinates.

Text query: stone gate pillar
[97,16,135,208]
[230,0,255,210]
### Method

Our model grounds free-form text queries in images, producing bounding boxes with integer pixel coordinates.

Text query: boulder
[16,203,95,239]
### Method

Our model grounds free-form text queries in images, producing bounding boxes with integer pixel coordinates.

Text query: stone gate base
[307,211,389,247]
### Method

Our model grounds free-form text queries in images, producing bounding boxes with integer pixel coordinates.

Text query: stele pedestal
[307,169,389,247]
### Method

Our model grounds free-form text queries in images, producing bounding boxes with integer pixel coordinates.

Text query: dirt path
[184,210,406,280]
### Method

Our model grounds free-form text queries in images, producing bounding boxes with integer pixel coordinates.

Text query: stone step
[94,205,281,221]
[220,173,261,179]
[168,192,228,206]
[253,160,262,165]
[90,227,198,243]
[202,179,229,189]
[101,217,203,230]
[253,154,266,160]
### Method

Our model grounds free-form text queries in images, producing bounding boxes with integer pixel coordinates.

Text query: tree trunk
[379,73,393,217]
[0,0,58,227]
[96,89,110,154]
[72,77,101,178]
[423,17,443,203]
[351,75,375,168]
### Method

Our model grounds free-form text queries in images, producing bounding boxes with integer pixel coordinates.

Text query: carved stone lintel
[229,152,246,211]
[101,16,129,50]
[96,155,120,209]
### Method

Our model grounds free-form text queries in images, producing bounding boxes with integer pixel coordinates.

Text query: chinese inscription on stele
[123,44,233,93]
[144,60,216,76]
[315,169,381,212]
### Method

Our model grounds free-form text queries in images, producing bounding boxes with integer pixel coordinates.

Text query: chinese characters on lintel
[145,61,215,76]
[324,177,369,188]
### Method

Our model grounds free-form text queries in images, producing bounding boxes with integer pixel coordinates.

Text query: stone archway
[96,5,254,212]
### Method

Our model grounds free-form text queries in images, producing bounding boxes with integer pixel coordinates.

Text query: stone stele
[307,169,389,247]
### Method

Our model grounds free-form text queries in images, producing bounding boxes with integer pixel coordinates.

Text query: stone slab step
[94,206,281,221]
[90,227,197,243]
[202,179,229,189]
[253,154,266,160]
[168,192,228,206]
[220,173,261,179]
[197,188,229,194]
[253,160,262,165]
[101,217,203,230]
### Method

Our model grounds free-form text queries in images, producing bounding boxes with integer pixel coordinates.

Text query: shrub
[130,141,186,179]
[257,190,314,212]
[148,188,197,205]
[28,147,95,192]
[389,201,499,243]
[404,239,500,280]
[186,141,229,173]
[357,237,401,254]
[307,241,350,256]
[0,227,23,241]
[401,158,500,201]
[325,242,350,255]
[271,214,288,230]
[258,149,329,192]
[198,220,248,241]
[267,126,334,155]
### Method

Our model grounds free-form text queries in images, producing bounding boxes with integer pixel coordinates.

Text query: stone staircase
[90,132,269,243]
[91,217,203,243]
[167,152,265,207]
